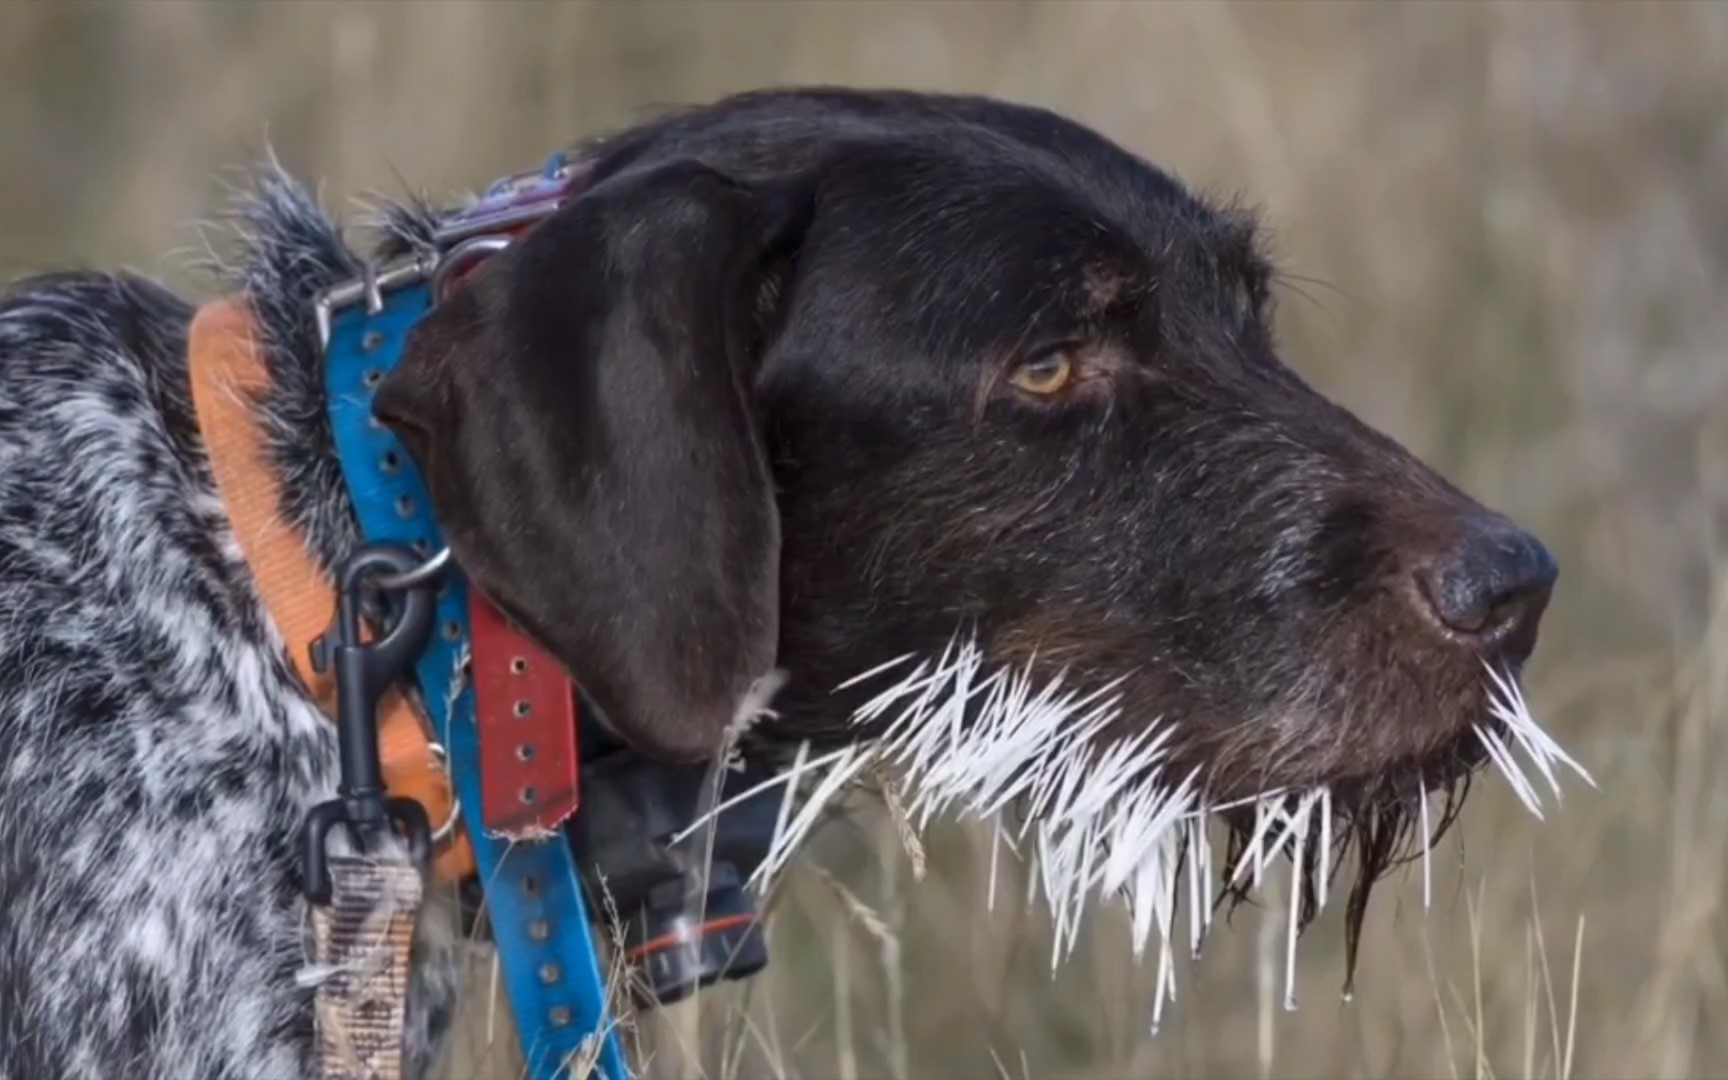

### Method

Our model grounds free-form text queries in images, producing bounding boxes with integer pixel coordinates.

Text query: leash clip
[300,543,440,904]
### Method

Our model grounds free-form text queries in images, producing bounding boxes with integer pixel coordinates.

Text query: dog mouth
[1205,661,1596,1001]
[702,637,1593,1035]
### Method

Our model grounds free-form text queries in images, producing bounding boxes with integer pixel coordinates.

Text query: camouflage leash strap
[310,854,425,1080]
[300,543,444,1080]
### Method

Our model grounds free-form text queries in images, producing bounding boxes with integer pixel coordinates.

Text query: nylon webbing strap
[310,854,425,1080]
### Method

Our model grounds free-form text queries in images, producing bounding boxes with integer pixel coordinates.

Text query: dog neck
[203,169,452,579]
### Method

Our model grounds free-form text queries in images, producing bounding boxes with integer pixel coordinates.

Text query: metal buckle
[313,250,439,354]
[312,168,572,354]
[432,153,580,248]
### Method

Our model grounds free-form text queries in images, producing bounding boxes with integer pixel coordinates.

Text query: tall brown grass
[5,2,1724,1076]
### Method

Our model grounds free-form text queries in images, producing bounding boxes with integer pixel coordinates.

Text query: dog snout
[1413,513,1557,662]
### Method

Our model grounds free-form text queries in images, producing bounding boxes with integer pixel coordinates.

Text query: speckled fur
[0,169,462,1078]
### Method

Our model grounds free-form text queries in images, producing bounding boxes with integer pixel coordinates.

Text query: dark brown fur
[382,88,1560,983]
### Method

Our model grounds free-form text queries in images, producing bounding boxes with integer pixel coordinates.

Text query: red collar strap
[436,157,590,840]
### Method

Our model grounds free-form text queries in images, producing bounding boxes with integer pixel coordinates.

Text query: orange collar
[187,298,474,882]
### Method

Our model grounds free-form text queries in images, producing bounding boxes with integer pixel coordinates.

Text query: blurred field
[5,1,1726,1077]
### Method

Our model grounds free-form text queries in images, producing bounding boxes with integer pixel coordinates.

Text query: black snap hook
[300,542,438,904]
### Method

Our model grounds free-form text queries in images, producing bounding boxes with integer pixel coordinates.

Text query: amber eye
[1007,349,1076,396]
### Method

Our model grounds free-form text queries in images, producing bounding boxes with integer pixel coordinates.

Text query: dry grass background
[4,1,1726,1077]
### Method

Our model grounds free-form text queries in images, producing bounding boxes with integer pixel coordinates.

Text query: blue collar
[316,154,628,1080]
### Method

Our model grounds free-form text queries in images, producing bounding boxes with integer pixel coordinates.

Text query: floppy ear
[375,160,811,762]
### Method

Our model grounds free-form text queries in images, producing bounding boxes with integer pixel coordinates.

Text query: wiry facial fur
[572,90,1585,1013]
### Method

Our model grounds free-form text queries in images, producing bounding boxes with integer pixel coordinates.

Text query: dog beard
[678,632,1593,1032]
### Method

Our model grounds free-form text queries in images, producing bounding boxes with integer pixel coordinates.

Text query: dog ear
[375,160,812,762]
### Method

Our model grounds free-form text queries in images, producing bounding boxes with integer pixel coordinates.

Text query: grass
[4,0,1725,1076]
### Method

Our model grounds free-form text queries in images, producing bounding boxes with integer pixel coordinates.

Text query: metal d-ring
[370,546,453,592]
[424,741,462,846]
[433,235,514,300]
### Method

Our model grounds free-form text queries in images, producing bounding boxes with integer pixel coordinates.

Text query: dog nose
[1416,514,1557,660]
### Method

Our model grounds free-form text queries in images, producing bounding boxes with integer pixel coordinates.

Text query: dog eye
[1008,349,1076,397]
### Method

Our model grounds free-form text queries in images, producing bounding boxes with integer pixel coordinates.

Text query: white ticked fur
[0,175,467,1078]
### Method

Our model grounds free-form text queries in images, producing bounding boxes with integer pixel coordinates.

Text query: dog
[0,88,1578,1077]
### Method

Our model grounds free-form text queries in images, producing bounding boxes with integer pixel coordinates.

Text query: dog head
[376,89,1579,970]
